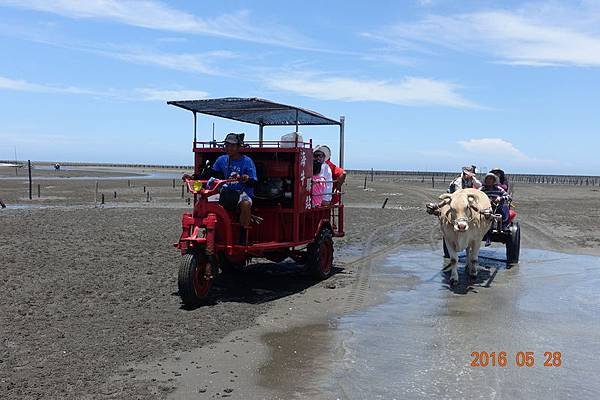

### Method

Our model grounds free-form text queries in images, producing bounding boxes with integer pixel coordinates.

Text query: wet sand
[1,168,599,399]
[261,248,600,399]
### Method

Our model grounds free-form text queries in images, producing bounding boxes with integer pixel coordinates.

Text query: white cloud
[0,0,311,49]
[457,138,554,165]
[102,49,235,76]
[265,74,480,108]
[0,75,101,95]
[0,75,207,101]
[135,88,207,101]
[367,5,600,67]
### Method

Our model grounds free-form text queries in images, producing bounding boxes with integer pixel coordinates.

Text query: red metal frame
[175,141,344,264]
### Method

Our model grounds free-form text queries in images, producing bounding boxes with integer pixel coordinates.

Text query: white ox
[427,188,495,285]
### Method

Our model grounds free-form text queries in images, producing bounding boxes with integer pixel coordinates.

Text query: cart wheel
[178,253,212,307]
[506,222,521,265]
[307,227,334,280]
[443,239,450,258]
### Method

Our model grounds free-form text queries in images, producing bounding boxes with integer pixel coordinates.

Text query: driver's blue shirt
[212,154,257,197]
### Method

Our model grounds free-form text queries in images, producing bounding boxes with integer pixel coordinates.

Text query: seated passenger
[448,166,481,193]
[489,168,509,192]
[209,133,257,229]
[312,147,333,206]
[316,144,346,205]
[480,172,511,232]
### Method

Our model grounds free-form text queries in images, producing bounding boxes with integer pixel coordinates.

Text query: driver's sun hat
[462,165,476,177]
[224,133,245,145]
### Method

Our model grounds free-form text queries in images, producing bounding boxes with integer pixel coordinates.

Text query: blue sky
[1,0,599,174]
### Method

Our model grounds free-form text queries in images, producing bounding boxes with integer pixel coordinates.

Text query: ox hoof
[449,277,459,286]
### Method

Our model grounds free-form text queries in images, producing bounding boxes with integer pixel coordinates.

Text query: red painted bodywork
[175,140,345,264]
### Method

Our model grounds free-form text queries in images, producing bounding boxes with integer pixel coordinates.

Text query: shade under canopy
[167,97,340,126]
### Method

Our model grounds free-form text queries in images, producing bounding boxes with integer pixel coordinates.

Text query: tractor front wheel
[307,227,334,280]
[178,253,212,307]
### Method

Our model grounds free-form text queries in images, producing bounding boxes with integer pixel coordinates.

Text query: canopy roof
[167,97,340,126]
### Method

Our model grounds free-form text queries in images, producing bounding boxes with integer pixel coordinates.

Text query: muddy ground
[1,168,599,399]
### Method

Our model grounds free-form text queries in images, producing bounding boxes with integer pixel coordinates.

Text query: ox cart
[168,98,345,306]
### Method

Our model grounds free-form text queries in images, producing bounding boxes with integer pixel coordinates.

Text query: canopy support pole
[193,112,197,144]
[339,116,345,167]
[295,109,299,132]
[259,123,264,147]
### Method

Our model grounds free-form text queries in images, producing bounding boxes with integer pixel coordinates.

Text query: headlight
[192,181,203,192]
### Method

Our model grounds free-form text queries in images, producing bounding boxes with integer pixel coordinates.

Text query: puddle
[262,248,600,399]
[1,202,189,211]
[2,204,56,210]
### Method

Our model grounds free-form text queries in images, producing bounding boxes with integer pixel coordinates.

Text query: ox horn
[467,196,480,212]
[479,208,502,221]
[426,195,451,216]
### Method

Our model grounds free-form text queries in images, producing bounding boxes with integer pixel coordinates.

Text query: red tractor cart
[168,98,346,306]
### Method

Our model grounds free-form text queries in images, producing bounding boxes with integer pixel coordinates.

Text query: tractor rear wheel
[506,222,521,264]
[178,253,212,307]
[307,227,334,280]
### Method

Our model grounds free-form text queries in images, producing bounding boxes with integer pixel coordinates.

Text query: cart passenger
[481,172,511,231]
[312,146,333,206]
[448,165,481,193]
[489,167,509,192]
[210,133,257,229]
[317,145,346,204]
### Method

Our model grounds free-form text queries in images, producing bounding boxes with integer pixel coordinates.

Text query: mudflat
[1,167,599,399]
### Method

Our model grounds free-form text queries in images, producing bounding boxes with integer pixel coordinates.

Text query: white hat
[314,145,331,161]
[485,172,499,184]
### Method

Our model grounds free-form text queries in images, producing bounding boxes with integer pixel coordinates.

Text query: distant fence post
[94,181,99,208]
[37,184,41,198]
[28,160,32,200]
[382,198,389,209]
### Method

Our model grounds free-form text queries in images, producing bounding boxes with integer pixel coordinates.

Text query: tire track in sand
[340,186,437,311]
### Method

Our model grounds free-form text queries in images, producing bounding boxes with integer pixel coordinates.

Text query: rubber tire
[307,227,334,280]
[178,253,212,307]
[506,222,521,264]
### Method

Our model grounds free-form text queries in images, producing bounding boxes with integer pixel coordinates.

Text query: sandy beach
[1,166,600,399]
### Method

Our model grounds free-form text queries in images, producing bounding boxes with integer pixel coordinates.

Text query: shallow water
[264,248,600,399]
[0,166,181,180]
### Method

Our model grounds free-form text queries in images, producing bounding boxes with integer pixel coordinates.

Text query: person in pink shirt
[311,146,333,206]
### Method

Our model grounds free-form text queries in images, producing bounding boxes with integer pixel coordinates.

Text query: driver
[448,166,481,193]
[209,133,257,230]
